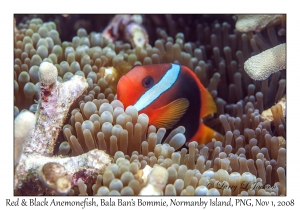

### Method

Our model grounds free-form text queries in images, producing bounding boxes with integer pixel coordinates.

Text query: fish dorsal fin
[200,88,217,118]
[151,98,189,130]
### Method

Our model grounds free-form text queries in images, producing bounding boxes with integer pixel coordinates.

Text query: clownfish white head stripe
[134,63,180,111]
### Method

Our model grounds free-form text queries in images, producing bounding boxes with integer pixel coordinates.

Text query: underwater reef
[14,14,286,196]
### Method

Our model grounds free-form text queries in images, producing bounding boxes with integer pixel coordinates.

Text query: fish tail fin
[190,123,223,144]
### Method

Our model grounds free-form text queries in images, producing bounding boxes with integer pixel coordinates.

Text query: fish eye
[142,76,154,88]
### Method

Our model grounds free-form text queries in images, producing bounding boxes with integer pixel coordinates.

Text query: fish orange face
[117,63,219,144]
[117,63,172,109]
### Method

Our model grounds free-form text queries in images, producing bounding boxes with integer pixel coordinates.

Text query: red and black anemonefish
[117,63,220,144]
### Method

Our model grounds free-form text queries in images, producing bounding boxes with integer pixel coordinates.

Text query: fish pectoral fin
[151,98,189,130]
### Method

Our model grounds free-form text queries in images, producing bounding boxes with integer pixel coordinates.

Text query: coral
[38,162,71,194]
[102,15,148,49]
[14,62,111,195]
[139,165,168,195]
[236,14,286,82]
[14,110,36,166]
[235,15,283,32]
[22,62,87,155]
[14,14,286,196]
[244,44,286,80]
[261,95,286,123]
